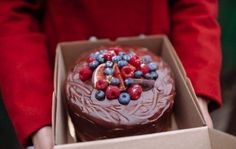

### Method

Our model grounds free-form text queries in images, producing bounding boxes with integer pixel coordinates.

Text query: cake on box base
[65,46,175,141]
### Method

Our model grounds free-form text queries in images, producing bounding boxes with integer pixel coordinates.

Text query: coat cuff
[187,70,222,111]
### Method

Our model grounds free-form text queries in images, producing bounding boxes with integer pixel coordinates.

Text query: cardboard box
[53,35,236,148]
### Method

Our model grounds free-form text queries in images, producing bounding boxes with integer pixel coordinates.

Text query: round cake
[65,46,175,141]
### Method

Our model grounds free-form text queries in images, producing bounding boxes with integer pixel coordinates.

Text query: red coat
[0,0,222,147]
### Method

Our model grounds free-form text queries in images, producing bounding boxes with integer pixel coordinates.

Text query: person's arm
[0,1,53,147]
[169,0,222,123]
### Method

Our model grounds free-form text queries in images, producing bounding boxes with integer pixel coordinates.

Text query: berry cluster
[79,47,158,105]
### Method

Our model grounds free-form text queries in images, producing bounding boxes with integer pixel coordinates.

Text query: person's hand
[32,126,53,149]
[197,97,213,128]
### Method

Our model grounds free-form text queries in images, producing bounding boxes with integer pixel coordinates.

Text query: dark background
[1,0,236,148]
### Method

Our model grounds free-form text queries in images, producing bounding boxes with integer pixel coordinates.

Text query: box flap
[52,91,56,141]
[52,44,60,142]
[55,127,211,149]
[162,37,206,125]
[209,128,236,149]
[55,46,68,144]
[185,78,206,122]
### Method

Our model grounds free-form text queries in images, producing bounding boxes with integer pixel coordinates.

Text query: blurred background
[1,0,236,148]
[211,0,236,135]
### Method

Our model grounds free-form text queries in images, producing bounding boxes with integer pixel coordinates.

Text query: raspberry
[129,55,141,68]
[95,80,108,91]
[106,86,120,100]
[127,84,142,100]
[79,66,93,81]
[121,65,135,78]
[139,63,150,74]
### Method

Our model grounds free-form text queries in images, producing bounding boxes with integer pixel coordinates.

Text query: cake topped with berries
[65,46,175,141]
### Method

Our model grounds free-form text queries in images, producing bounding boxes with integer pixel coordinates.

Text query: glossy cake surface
[65,46,175,141]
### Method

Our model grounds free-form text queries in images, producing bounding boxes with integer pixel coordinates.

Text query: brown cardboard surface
[55,127,211,149]
[209,128,236,149]
[54,48,67,144]
[53,35,236,149]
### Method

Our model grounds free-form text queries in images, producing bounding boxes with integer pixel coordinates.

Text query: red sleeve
[0,1,53,147]
[169,0,222,110]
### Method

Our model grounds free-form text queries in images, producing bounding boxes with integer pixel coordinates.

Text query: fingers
[197,97,214,128]
[32,126,53,149]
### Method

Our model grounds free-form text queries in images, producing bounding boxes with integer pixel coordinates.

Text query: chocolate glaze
[65,47,175,141]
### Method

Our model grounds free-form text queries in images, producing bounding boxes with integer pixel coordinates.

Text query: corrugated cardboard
[53,35,236,148]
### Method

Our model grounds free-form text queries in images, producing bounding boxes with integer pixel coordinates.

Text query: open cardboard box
[53,35,236,149]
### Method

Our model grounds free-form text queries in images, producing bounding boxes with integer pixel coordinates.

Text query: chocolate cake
[65,46,175,141]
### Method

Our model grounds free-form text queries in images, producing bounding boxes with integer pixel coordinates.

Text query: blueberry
[142,56,152,64]
[122,54,131,61]
[92,51,100,58]
[90,53,97,58]
[124,78,134,86]
[144,73,152,79]
[105,61,113,68]
[148,62,157,71]
[95,90,105,101]
[89,60,99,69]
[90,53,95,58]
[150,71,158,80]
[118,92,131,105]
[112,55,122,63]
[96,54,105,63]
[100,49,108,54]
[118,60,128,68]
[134,70,143,78]
[104,67,113,75]
[119,52,126,56]
[110,77,120,85]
